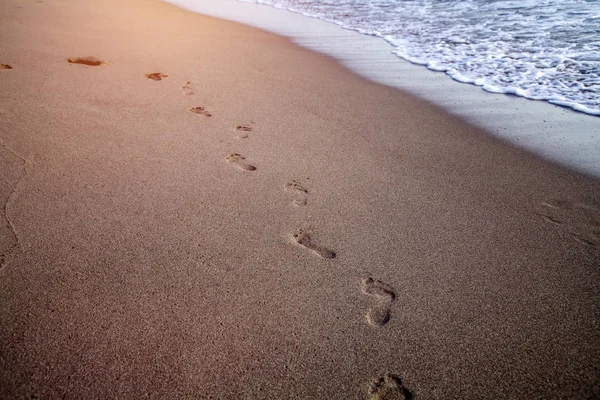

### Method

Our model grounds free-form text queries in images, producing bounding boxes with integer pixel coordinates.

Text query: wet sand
[0,0,599,398]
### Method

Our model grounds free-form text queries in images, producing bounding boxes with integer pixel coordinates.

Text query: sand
[0,0,599,398]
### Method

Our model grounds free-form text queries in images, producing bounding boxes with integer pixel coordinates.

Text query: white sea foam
[244,0,600,117]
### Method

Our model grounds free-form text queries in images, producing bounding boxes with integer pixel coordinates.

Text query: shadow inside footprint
[361,277,396,327]
[225,153,256,171]
[145,72,168,81]
[368,373,412,400]
[189,106,212,117]
[284,180,308,207]
[67,56,107,66]
[0,64,12,70]
[292,229,335,259]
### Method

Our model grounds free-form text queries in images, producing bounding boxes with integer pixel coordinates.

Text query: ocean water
[240,0,600,116]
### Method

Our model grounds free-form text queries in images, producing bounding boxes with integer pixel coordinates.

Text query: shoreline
[1,0,599,398]
[164,0,600,178]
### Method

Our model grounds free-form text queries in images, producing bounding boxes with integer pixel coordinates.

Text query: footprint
[236,125,252,139]
[225,153,256,171]
[0,64,12,70]
[368,373,412,400]
[292,229,335,259]
[284,180,308,207]
[361,277,396,327]
[182,81,194,95]
[235,123,254,139]
[67,56,109,66]
[189,106,212,117]
[145,72,168,81]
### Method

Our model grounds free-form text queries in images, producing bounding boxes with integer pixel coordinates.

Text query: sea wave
[241,0,600,116]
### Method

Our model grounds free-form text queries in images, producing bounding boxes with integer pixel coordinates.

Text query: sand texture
[1,0,599,398]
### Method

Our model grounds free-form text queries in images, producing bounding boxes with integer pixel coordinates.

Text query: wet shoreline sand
[163,0,600,178]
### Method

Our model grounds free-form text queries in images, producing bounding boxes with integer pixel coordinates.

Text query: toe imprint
[235,123,254,139]
[284,180,308,194]
[236,125,252,132]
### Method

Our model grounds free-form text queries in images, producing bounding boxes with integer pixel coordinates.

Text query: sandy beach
[1,0,599,398]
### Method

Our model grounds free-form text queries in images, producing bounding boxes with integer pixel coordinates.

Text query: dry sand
[0,0,599,398]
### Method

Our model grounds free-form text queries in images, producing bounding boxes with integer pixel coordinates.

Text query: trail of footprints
[209,91,405,394]
[60,57,409,398]
[15,57,600,398]
[176,70,406,397]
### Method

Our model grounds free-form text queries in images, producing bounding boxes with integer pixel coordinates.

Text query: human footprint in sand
[292,228,335,259]
[284,180,308,207]
[368,373,412,400]
[226,153,256,171]
[361,277,396,326]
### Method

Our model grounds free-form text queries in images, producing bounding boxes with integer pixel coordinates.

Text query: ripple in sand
[539,200,600,248]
